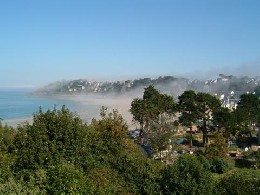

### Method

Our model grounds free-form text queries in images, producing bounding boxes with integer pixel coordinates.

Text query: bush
[216,171,260,194]
[47,162,90,194]
[210,158,233,174]
[0,178,44,195]
[235,158,257,168]
[161,154,214,195]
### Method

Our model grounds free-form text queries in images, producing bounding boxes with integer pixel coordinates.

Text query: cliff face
[34,74,260,98]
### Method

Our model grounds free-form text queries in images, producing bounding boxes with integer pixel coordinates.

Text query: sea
[0,87,100,126]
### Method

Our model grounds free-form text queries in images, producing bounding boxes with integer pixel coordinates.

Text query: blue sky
[1,0,260,87]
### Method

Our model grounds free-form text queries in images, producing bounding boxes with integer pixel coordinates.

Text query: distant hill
[34,74,260,98]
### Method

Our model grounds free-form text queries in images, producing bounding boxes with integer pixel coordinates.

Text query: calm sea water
[0,88,100,125]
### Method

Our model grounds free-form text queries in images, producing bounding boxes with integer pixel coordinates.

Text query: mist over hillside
[35,74,260,99]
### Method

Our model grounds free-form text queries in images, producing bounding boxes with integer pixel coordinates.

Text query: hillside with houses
[35,74,260,106]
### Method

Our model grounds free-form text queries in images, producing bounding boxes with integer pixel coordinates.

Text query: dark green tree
[130,86,175,131]
[254,86,260,97]
[235,93,260,133]
[216,171,260,194]
[196,92,221,146]
[178,90,198,147]
[130,98,149,130]
[161,154,214,195]
[212,107,237,136]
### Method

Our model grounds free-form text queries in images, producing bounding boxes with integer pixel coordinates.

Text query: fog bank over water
[58,93,143,129]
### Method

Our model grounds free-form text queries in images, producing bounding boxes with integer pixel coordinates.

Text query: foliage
[255,86,260,97]
[205,133,228,160]
[92,107,163,194]
[13,106,88,172]
[130,98,149,130]
[47,162,90,194]
[161,154,214,195]
[178,90,222,146]
[0,125,15,153]
[178,90,198,127]
[86,166,128,194]
[2,101,260,194]
[115,151,163,194]
[196,153,211,170]
[130,85,175,130]
[149,114,176,154]
[235,93,260,129]
[0,125,15,183]
[130,86,176,158]
[92,106,128,139]
[213,107,236,134]
[216,171,260,195]
[210,158,232,174]
[0,178,45,195]
[196,92,221,145]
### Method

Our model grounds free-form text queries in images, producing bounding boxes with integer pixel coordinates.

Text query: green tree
[196,92,221,146]
[235,93,260,135]
[47,162,90,194]
[0,124,16,183]
[92,107,163,194]
[130,98,149,130]
[254,86,260,97]
[205,133,228,160]
[13,106,88,172]
[161,154,214,195]
[216,171,260,194]
[213,107,237,137]
[130,85,176,155]
[178,90,198,147]
[130,86,175,131]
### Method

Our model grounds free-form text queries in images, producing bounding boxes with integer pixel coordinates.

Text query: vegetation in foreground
[0,85,260,194]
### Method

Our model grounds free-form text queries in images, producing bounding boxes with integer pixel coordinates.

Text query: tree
[47,162,90,194]
[216,171,260,194]
[92,106,128,139]
[212,107,236,136]
[92,107,163,194]
[130,98,149,131]
[130,86,176,161]
[235,93,260,134]
[13,106,88,172]
[130,86,175,131]
[196,92,221,146]
[205,133,228,160]
[178,90,198,147]
[254,86,260,97]
[149,112,178,161]
[161,154,214,195]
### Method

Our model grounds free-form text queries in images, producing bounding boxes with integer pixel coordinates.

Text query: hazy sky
[1,0,260,87]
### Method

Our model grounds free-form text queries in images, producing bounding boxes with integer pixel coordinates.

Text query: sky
[1,0,260,87]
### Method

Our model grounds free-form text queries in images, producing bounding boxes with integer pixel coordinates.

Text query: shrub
[210,158,233,174]
[161,154,214,195]
[47,162,90,194]
[216,171,260,194]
